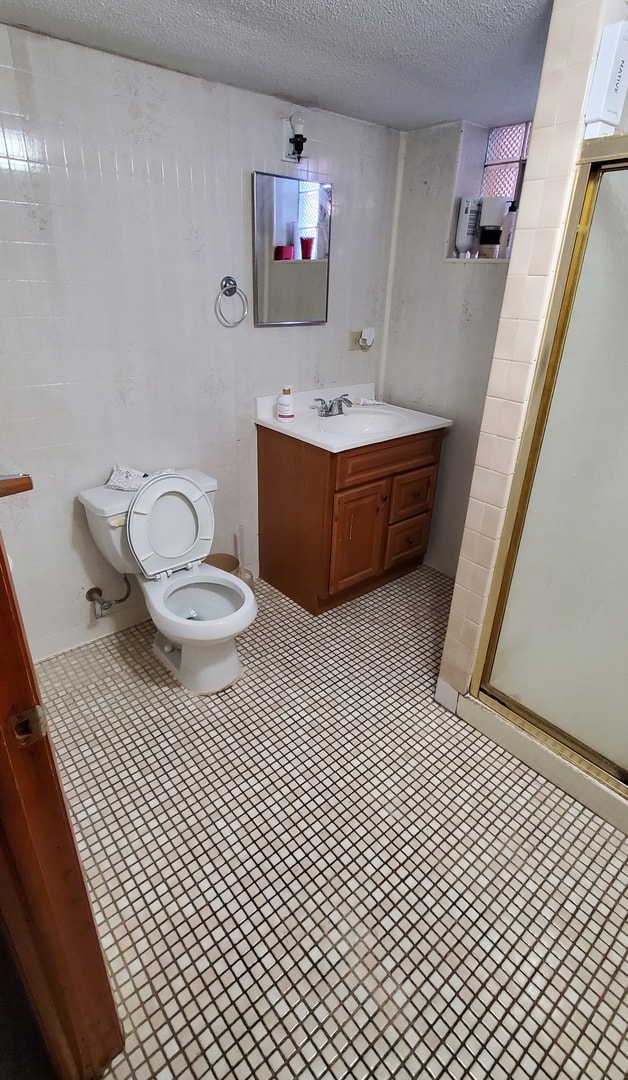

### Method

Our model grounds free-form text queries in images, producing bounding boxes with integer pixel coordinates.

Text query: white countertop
[254,384,452,454]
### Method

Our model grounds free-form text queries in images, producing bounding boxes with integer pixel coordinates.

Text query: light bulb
[290,112,305,136]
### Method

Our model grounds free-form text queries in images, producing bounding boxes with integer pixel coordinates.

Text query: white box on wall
[585,19,628,127]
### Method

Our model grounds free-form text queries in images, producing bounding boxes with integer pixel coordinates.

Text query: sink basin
[254,386,452,453]
[321,409,403,435]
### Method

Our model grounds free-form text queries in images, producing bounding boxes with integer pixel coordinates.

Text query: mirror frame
[252,171,332,327]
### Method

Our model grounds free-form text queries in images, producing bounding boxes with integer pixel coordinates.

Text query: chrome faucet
[313,395,353,417]
[329,395,352,415]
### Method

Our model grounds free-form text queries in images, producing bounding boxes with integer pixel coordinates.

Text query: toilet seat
[126,473,214,579]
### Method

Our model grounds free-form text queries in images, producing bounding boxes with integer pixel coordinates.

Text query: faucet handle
[329,394,352,415]
[313,397,329,416]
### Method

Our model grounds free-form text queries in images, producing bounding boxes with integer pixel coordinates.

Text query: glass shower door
[485,166,628,776]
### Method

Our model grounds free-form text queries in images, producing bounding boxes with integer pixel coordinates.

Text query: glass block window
[481,162,521,198]
[481,122,531,202]
[298,181,320,257]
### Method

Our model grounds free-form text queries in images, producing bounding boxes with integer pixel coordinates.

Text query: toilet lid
[126,473,214,579]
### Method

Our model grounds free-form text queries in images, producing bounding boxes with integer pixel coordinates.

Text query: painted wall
[438,0,625,697]
[0,25,399,659]
[383,122,508,577]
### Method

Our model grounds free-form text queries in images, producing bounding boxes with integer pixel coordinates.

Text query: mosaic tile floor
[38,567,628,1080]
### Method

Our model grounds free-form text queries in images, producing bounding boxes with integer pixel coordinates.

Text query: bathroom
[1,0,627,1077]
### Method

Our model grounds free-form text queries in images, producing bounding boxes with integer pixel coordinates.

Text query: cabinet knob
[381,494,388,502]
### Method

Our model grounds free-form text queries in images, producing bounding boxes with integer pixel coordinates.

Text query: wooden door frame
[0,514,123,1078]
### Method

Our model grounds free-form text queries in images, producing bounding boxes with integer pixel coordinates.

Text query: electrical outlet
[348,330,362,351]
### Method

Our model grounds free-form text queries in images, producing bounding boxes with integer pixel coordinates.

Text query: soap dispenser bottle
[277,387,294,422]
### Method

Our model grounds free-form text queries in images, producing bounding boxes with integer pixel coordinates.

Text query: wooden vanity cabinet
[257,425,444,614]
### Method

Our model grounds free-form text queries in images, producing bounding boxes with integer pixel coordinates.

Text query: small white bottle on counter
[276,387,294,422]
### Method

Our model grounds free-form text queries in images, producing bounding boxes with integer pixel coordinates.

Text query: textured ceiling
[2,0,553,130]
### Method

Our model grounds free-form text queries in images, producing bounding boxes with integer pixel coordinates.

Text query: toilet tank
[78,469,218,574]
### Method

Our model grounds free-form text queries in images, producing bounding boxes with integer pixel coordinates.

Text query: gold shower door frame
[471,136,628,791]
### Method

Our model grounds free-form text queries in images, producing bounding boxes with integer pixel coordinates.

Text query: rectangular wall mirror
[252,171,332,326]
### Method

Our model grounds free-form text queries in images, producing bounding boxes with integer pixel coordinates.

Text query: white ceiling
[2,0,553,131]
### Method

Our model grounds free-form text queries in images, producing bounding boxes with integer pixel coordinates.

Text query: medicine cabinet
[252,171,332,326]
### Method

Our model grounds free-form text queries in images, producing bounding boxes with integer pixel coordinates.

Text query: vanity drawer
[335,430,443,490]
[385,514,431,567]
[389,465,438,523]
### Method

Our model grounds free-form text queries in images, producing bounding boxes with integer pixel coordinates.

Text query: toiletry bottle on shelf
[478,196,509,259]
[478,226,501,259]
[277,387,294,422]
[455,197,481,257]
[499,201,518,259]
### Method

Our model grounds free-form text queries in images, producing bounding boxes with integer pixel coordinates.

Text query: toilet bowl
[140,563,255,693]
[78,469,257,694]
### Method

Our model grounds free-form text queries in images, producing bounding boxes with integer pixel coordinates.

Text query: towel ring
[215,275,248,328]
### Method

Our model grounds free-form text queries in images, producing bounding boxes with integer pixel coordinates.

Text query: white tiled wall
[0,25,399,659]
[439,0,617,695]
[5,4,616,669]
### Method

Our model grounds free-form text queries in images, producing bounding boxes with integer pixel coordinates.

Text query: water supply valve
[85,577,131,618]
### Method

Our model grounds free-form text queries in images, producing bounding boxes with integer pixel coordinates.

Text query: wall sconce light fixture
[282,112,307,163]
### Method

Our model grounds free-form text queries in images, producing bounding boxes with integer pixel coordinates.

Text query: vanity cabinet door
[329,480,389,594]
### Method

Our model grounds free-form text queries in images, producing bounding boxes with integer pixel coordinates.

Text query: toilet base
[152,631,243,694]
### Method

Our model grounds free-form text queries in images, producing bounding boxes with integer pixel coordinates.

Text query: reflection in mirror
[252,171,332,326]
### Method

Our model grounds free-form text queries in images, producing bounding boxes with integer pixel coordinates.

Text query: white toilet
[78,469,257,694]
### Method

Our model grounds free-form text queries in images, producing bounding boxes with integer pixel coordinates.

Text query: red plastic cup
[300,236,314,260]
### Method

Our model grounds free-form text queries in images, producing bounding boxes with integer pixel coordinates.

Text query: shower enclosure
[476,140,628,786]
